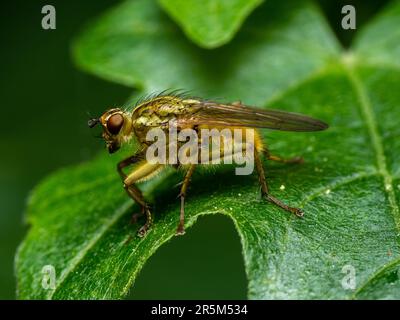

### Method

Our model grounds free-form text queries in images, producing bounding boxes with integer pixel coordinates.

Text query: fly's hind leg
[255,151,303,217]
[176,164,196,236]
[263,150,303,164]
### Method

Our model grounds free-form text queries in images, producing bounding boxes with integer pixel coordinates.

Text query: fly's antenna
[88,118,100,128]
[86,110,101,128]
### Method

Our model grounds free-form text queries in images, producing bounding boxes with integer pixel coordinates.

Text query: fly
[88,93,328,237]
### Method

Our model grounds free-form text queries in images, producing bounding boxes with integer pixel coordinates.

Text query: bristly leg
[123,180,153,237]
[176,164,196,235]
[117,152,145,178]
[254,151,304,217]
[263,150,304,164]
[118,152,155,237]
[137,205,152,237]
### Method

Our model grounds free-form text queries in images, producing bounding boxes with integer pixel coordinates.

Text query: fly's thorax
[131,96,200,145]
[131,114,172,146]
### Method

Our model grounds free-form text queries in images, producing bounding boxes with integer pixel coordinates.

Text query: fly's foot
[286,205,304,217]
[264,193,304,218]
[267,154,304,165]
[136,205,152,237]
[138,223,151,237]
[176,223,185,236]
[286,156,304,164]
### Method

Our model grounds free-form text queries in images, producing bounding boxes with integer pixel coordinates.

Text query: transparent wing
[177,102,328,132]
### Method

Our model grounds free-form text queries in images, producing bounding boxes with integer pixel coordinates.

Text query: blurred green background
[0,0,388,299]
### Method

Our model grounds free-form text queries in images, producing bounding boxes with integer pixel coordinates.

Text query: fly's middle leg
[255,151,303,217]
[176,164,196,235]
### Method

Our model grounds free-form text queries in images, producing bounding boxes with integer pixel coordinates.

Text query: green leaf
[157,0,264,48]
[16,0,400,299]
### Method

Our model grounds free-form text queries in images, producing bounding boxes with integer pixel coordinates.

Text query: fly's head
[88,108,133,154]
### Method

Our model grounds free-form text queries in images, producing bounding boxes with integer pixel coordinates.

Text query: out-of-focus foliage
[158,0,263,48]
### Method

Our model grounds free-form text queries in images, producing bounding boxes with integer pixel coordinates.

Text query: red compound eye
[106,114,124,135]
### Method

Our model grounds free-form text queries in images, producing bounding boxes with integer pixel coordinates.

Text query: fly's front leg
[121,157,162,237]
[255,151,303,217]
[117,152,147,224]
[176,164,196,235]
[123,182,152,237]
[117,151,145,179]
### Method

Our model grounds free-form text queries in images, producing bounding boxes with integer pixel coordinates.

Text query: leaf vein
[346,66,400,232]
[352,255,400,298]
